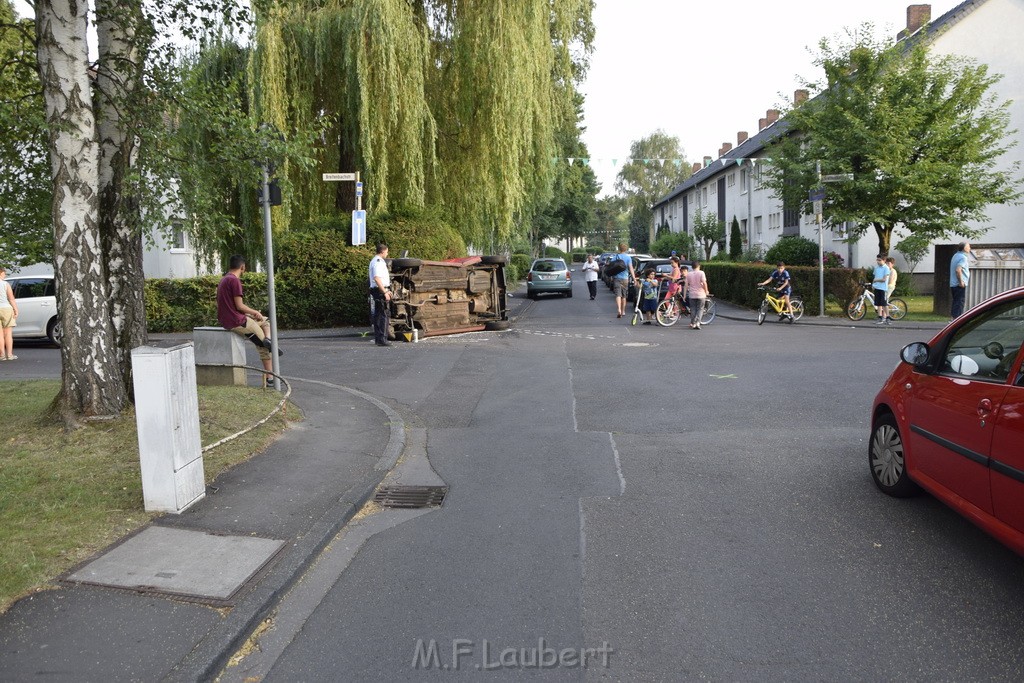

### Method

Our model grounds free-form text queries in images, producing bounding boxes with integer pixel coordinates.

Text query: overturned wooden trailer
[387,255,509,339]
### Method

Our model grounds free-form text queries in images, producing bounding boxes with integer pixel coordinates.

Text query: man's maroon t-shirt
[217,274,247,330]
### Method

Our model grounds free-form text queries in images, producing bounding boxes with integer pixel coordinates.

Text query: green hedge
[701,263,861,316]
[507,253,532,284]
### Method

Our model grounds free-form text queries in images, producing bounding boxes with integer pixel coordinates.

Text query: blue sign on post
[809,187,826,202]
[352,210,366,245]
[355,181,363,198]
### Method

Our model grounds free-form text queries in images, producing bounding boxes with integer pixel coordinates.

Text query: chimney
[737,131,749,145]
[766,109,780,126]
[794,89,809,106]
[703,156,712,168]
[719,142,733,157]
[692,162,702,174]
[759,117,768,131]
[909,4,931,33]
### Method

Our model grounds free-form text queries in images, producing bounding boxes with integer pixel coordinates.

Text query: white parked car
[7,274,61,345]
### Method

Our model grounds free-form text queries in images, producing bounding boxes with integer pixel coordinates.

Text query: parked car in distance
[526,258,572,299]
[603,253,651,289]
[870,285,1024,556]
[6,274,61,346]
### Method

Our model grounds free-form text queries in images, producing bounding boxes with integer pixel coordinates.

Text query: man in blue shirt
[949,241,971,319]
[612,242,637,319]
[871,255,892,325]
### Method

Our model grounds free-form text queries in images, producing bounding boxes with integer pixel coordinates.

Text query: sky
[580,0,960,197]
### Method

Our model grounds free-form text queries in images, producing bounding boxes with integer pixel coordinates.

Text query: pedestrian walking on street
[582,254,599,300]
[0,267,18,361]
[950,241,971,319]
[610,242,636,319]
[217,255,280,383]
[683,261,709,329]
[369,242,393,346]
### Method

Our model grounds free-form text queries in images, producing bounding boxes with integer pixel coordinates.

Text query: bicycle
[846,283,907,321]
[756,286,804,325]
[655,288,716,327]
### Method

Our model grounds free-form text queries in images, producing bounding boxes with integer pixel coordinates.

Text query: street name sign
[322,173,357,181]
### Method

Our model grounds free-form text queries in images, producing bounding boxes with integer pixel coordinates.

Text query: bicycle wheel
[699,299,717,325]
[888,298,908,321]
[757,300,768,325]
[846,297,867,321]
[790,298,805,321]
[656,299,680,327]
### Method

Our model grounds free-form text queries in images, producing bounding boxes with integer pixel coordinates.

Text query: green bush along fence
[702,263,861,316]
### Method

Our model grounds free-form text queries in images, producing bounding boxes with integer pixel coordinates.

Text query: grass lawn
[824,294,948,322]
[0,380,300,613]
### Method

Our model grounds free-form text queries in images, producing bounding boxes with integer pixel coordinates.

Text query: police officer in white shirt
[368,242,392,346]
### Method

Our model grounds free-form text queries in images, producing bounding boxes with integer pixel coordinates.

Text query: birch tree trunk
[35,0,127,422]
[96,0,149,395]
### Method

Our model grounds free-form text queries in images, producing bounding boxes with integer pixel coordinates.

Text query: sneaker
[642,320,651,325]
[883,318,892,325]
[6,355,15,360]
[779,314,786,321]
[874,318,886,325]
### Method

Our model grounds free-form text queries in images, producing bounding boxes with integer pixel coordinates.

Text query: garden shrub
[701,262,861,316]
[764,236,819,266]
[650,232,697,259]
[508,253,533,284]
[542,245,566,259]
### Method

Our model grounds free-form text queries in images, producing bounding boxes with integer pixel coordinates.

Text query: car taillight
[527,273,533,282]
[566,272,571,280]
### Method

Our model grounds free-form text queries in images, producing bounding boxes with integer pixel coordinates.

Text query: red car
[870,285,1024,556]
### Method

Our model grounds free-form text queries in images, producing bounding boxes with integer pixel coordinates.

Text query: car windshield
[533,260,566,273]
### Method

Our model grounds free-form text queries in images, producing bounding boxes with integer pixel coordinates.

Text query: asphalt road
[10,289,1023,681]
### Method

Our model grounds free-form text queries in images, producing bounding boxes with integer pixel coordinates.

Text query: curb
[164,378,406,683]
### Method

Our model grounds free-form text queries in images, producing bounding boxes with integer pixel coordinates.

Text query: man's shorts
[231,317,271,360]
[873,289,889,307]
[0,307,14,328]
[613,278,628,298]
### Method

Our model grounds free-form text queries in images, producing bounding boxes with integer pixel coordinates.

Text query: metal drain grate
[374,485,448,508]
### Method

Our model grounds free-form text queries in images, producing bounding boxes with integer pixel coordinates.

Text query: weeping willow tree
[248,0,593,248]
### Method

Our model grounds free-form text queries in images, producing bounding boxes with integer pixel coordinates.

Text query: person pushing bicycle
[758,262,794,321]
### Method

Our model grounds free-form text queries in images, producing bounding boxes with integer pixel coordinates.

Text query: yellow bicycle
[757,286,804,324]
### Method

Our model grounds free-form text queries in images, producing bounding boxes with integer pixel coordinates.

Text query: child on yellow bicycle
[758,262,794,321]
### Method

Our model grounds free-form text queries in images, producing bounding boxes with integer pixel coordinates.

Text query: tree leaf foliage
[763,25,1021,255]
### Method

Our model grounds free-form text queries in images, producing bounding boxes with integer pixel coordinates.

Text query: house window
[740,168,748,193]
[701,187,708,207]
[755,216,762,234]
[727,173,735,187]
[171,221,187,251]
[710,182,717,195]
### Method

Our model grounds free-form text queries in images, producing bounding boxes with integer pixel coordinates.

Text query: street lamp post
[813,162,854,317]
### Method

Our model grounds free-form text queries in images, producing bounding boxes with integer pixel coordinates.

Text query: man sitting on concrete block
[216,254,282,384]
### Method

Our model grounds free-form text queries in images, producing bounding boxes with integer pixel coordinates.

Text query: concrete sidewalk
[0,376,405,682]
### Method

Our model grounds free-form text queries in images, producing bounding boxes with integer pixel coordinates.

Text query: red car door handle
[977,398,993,417]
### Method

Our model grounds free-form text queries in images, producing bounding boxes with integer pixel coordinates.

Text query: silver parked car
[7,275,61,345]
[526,258,572,299]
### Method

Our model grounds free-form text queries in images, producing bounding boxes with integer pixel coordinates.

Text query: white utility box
[131,343,206,513]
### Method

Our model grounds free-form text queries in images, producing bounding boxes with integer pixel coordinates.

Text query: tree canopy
[0,0,50,266]
[763,25,1021,255]
[615,131,690,252]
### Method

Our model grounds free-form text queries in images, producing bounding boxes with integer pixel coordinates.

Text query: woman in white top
[581,254,599,300]
[0,267,18,360]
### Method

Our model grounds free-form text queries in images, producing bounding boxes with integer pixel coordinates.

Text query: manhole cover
[374,485,448,508]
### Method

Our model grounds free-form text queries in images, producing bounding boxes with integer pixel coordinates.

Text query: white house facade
[652,0,1024,292]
